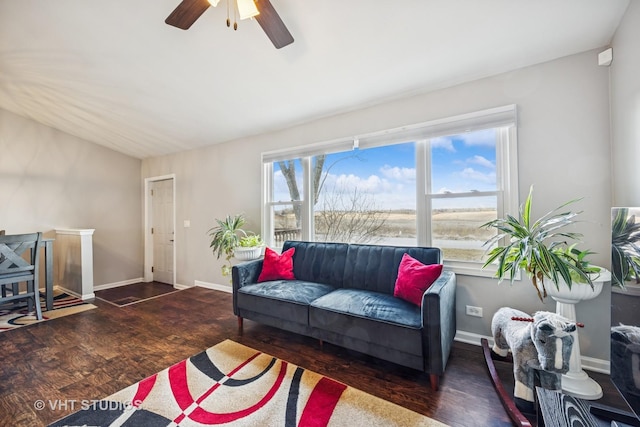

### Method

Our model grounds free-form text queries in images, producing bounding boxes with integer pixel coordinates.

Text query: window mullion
[301,156,313,241]
[416,140,430,247]
[262,162,273,247]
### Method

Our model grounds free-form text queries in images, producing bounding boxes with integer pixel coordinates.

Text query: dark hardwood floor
[95,281,178,306]
[0,286,630,426]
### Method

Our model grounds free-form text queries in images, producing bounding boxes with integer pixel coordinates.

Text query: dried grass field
[275,208,498,261]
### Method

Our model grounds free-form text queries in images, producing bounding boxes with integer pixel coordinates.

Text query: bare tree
[277,156,325,225]
[277,153,388,244]
[315,186,389,244]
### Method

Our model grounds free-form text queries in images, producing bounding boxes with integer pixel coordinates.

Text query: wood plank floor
[0,286,630,426]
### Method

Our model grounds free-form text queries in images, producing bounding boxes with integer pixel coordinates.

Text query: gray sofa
[232,240,457,390]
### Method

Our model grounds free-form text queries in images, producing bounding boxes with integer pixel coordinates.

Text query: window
[312,143,417,245]
[263,106,518,276]
[426,129,500,263]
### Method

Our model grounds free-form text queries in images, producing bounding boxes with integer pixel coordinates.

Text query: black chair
[0,232,43,320]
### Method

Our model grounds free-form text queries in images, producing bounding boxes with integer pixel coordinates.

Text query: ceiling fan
[165,0,294,49]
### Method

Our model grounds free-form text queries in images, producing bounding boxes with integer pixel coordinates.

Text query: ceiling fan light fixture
[237,0,259,20]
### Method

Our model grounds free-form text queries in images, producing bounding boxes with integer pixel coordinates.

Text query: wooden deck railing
[274,228,301,243]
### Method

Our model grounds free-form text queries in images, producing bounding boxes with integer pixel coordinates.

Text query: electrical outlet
[466,305,483,317]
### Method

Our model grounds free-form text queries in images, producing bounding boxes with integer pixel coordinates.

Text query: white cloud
[431,137,455,151]
[316,172,416,209]
[467,155,494,169]
[334,173,389,193]
[380,165,416,182]
[459,167,496,184]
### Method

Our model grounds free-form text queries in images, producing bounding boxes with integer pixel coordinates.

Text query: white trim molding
[194,280,232,294]
[55,285,95,301]
[55,228,95,236]
[454,330,610,374]
[93,277,145,292]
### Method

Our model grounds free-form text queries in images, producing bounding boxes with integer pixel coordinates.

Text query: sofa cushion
[342,244,442,294]
[237,280,335,325]
[310,288,421,327]
[393,253,443,307]
[309,289,423,356]
[283,241,349,288]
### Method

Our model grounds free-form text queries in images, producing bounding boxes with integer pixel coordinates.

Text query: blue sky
[273,129,497,210]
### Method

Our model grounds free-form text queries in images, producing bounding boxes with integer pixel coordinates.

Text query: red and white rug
[49,339,447,426]
[0,290,96,332]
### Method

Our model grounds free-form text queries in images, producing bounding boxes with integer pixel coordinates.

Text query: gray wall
[3,7,636,364]
[611,0,640,206]
[0,108,143,286]
[143,48,613,360]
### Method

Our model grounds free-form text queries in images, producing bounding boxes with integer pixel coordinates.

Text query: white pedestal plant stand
[546,269,611,400]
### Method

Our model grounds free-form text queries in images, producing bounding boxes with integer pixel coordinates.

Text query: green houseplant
[611,207,640,288]
[233,234,264,261]
[481,186,599,302]
[208,214,262,276]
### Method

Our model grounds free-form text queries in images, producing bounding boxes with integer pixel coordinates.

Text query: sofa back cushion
[283,241,349,288]
[343,244,441,294]
[283,241,441,295]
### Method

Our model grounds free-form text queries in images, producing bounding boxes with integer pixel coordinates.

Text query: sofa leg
[318,339,323,350]
[429,374,439,391]
[237,316,243,335]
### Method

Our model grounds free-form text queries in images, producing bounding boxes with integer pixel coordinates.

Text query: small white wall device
[598,47,613,67]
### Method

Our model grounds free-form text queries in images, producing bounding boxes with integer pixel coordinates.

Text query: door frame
[144,174,176,285]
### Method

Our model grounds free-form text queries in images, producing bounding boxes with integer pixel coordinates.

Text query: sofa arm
[231,259,263,315]
[421,270,456,380]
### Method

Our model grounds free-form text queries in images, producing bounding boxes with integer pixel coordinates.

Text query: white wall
[143,48,613,360]
[0,108,143,287]
[611,0,640,206]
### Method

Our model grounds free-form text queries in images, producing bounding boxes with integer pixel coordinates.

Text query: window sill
[444,260,522,281]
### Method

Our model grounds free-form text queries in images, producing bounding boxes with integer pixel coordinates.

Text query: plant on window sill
[480,186,603,302]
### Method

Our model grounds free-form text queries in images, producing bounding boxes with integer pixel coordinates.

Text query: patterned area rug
[0,289,96,332]
[49,339,447,426]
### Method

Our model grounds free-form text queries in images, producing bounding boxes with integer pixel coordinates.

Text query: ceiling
[0,1,630,159]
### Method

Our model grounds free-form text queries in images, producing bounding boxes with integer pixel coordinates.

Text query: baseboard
[173,283,191,290]
[454,330,610,374]
[93,277,144,292]
[455,330,492,347]
[581,355,610,374]
[55,285,95,301]
[194,280,232,294]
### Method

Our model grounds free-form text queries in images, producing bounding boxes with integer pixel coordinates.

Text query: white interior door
[151,178,174,284]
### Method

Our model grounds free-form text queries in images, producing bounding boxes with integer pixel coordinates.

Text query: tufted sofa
[232,240,457,390]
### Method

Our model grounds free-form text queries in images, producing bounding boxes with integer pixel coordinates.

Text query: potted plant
[611,207,640,288]
[233,234,264,261]
[208,214,262,276]
[481,186,600,302]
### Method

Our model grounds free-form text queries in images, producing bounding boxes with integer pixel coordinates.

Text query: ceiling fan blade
[166,0,211,30]
[254,0,294,49]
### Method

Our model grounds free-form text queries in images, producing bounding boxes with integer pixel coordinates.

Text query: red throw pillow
[257,247,296,282]
[393,253,443,307]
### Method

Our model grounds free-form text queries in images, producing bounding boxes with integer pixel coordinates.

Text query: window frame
[262,105,519,277]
